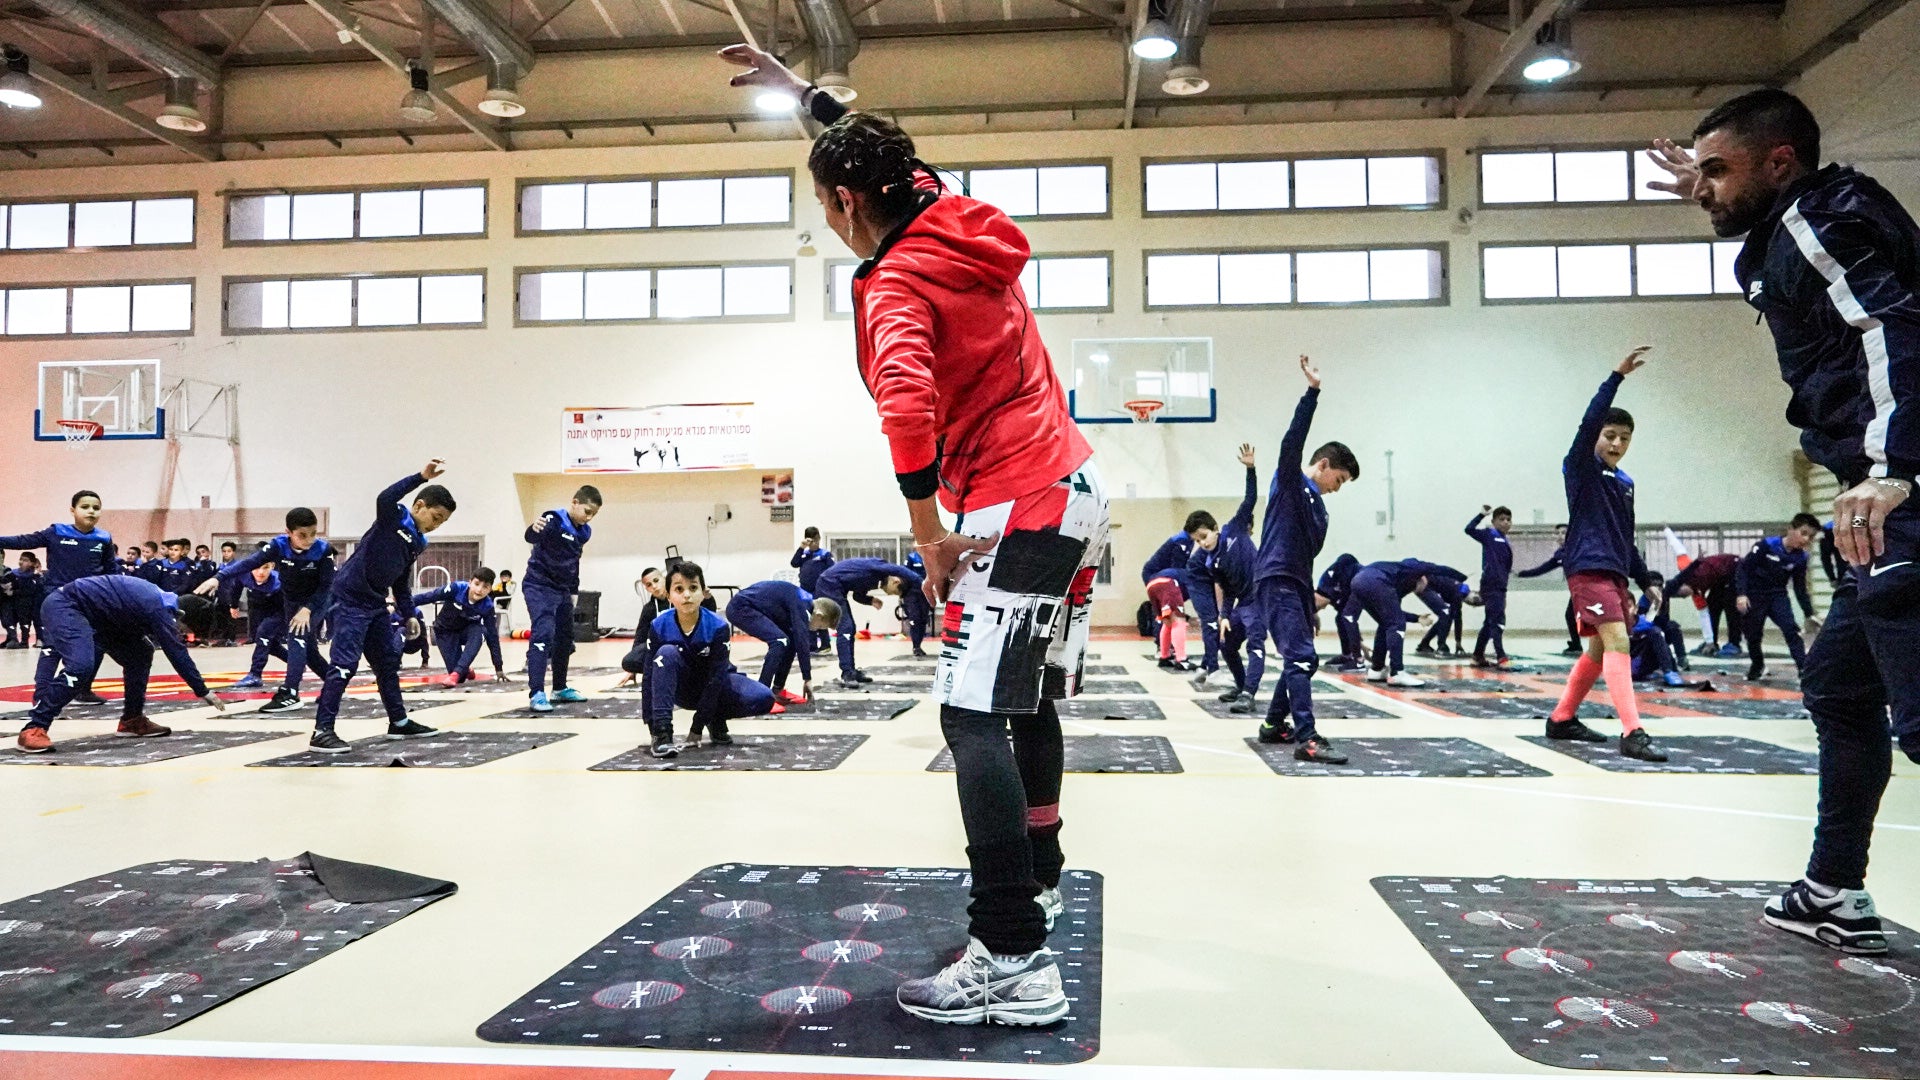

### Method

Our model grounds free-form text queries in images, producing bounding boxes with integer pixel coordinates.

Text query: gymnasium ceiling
[0,0,1910,166]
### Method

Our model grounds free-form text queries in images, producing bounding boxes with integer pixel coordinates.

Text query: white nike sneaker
[1366,668,1388,682]
[1387,672,1427,688]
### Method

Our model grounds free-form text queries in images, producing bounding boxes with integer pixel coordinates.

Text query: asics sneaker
[1037,887,1065,931]
[895,937,1068,1026]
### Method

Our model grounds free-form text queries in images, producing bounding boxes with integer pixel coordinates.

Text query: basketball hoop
[56,419,104,445]
[1123,400,1166,424]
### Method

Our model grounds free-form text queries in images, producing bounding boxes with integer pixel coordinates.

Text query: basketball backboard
[35,359,165,441]
[1067,338,1216,424]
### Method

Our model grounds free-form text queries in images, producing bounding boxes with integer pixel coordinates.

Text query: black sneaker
[1415,645,1438,658]
[709,732,736,746]
[1763,879,1888,954]
[1217,687,1242,703]
[72,691,109,707]
[1559,645,1584,657]
[1293,734,1349,764]
[650,733,679,759]
[838,675,867,689]
[1227,692,1256,714]
[851,670,874,684]
[385,718,441,740]
[259,688,303,714]
[1747,666,1768,681]
[1545,717,1609,743]
[1256,721,1295,744]
[308,730,351,754]
[1620,728,1668,762]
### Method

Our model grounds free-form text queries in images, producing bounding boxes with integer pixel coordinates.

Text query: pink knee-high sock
[1601,651,1643,733]
[1551,652,1603,723]
[1158,617,1175,660]
[1169,618,1188,662]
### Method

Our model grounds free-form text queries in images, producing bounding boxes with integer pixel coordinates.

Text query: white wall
[0,106,1831,630]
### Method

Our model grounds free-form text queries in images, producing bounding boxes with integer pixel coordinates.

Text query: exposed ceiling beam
[1775,0,1911,81]
[22,47,221,158]
[301,0,511,147]
[1454,0,1579,117]
[217,0,281,61]
[1119,0,1141,129]
[1044,0,1123,24]
[718,0,809,137]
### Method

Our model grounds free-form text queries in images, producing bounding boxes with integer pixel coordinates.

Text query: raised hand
[192,577,219,598]
[1299,355,1321,389]
[718,44,808,97]
[1237,443,1256,467]
[1643,138,1699,199]
[421,458,447,481]
[1616,346,1652,377]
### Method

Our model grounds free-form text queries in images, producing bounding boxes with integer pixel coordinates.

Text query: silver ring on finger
[1851,516,1870,528]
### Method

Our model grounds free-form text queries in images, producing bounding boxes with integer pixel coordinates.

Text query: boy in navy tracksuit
[726,579,841,706]
[1249,357,1360,764]
[306,461,456,753]
[813,557,927,686]
[1,552,45,648]
[1736,513,1821,680]
[1541,348,1667,762]
[1466,505,1516,667]
[903,550,933,657]
[221,562,289,686]
[414,568,505,683]
[1177,461,1241,691]
[791,527,836,652]
[1,489,121,706]
[1316,553,1364,668]
[15,575,227,753]
[1142,510,1218,584]
[1205,447,1262,711]
[200,508,336,708]
[1345,558,1467,688]
[523,485,603,713]
[639,561,775,756]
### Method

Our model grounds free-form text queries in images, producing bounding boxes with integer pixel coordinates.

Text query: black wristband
[896,463,939,501]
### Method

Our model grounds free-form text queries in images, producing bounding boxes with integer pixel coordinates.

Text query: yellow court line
[38,804,83,816]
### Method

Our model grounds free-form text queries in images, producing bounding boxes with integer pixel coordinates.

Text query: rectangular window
[226,185,486,243]
[1,195,193,250]
[937,163,1109,218]
[520,172,791,232]
[1144,155,1442,214]
[0,280,193,337]
[828,262,858,317]
[1145,248,1444,308]
[1480,147,1693,205]
[517,263,792,324]
[1481,241,1747,301]
[224,273,485,331]
[1015,255,1113,311]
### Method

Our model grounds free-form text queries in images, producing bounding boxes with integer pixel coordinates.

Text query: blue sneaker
[1716,643,1744,658]
[1662,671,1686,688]
[529,691,553,713]
[230,674,265,690]
[552,687,588,704]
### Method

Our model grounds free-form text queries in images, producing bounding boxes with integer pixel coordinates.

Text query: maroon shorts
[1146,576,1186,617]
[1567,570,1633,635]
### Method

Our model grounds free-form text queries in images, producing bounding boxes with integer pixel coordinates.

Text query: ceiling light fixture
[1132,18,1177,60]
[755,89,799,113]
[1522,18,1580,82]
[815,71,857,103]
[0,45,41,110]
[155,76,206,132]
[399,63,436,124]
[477,64,525,118]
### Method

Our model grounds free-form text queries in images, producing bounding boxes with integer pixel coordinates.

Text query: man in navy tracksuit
[414,568,505,684]
[1466,506,1516,667]
[1647,89,1920,952]
[15,575,226,753]
[1317,553,1364,668]
[201,509,336,710]
[1248,357,1360,764]
[1735,514,1820,680]
[639,561,775,756]
[1346,558,1467,688]
[726,579,841,706]
[306,461,455,753]
[1,489,121,707]
[221,563,289,686]
[813,557,926,686]
[523,485,603,713]
[790,527,836,652]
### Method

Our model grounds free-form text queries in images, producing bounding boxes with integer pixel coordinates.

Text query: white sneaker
[1366,668,1388,682]
[1205,669,1236,689]
[1037,886,1065,931]
[1387,672,1427,688]
[895,937,1068,1025]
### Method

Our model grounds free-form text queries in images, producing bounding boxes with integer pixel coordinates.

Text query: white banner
[562,403,757,473]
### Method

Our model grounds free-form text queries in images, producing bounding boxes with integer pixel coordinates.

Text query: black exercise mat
[0,852,453,1037]
[248,731,572,768]
[1520,735,1819,774]
[139,695,269,716]
[930,735,1181,774]
[866,663,1129,677]
[0,730,298,767]
[481,696,650,720]
[768,698,919,721]
[1054,699,1165,720]
[1420,678,1537,694]
[850,678,935,694]
[453,678,535,695]
[1245,737,1551,778]
[1076,680,1149,696]
[331,695,460,720]
[503,665,626,681]
[1413,696,1613,720]
[1194,698,1397,721]
[886,653,937,663]
[477,863,1102,1063]
[1671,697,1812,720]
[1374,874,1920,1077]
[589,734,867,772]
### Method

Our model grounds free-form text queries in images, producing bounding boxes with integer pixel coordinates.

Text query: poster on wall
[760,472,793,505]
[562,403,756,474]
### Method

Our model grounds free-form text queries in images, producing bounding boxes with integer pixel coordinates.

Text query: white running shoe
[895,937,1068,1025]
[1763,879,1887,954]
[1387,672,1427,688]
[1365,668,1388,682]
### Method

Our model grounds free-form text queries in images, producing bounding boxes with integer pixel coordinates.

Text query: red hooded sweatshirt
[852,189,1092,515]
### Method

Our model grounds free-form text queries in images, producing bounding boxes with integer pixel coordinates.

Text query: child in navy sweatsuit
[791,527,836,653]
[523,485,603,712]
[201,508,336,709]
[1465,505,1515,667]
[413,568,505,683]
[1,489,121,706]
[306,460,456,753]
[1736,513,1822,680]
[725,579,841,706]
[813,557,927,686]
[1204,448,1262,711]
[221,562,289,687]
[1346,558,1468,687]
[1,552,44,648]
[639,561,775,756]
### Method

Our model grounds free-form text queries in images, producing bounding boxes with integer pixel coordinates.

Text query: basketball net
[56,419,104,446]
[1123,400,1165,425]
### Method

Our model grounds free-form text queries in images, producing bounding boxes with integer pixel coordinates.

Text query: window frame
[1,192,198,252]
[221,181,490,247]
[824,258,859,321]
[1138,150,1450,217]
[1141,243,1451,311]
[1473,142,1692,209]
[219,269,489,334]
[513,169,797,237]
[1477,238,1744,305]
[1019,250,1118,313]
[512,260,798,326]
[925,158,1115,221]
[0,277,196,339]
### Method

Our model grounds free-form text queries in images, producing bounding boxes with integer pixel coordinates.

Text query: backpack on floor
[1136,600,1156,637]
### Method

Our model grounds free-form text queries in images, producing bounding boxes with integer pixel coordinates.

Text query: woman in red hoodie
[724,45,1109,1027]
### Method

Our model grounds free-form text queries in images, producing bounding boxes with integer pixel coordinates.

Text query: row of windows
[518,265,791,322]
[1483,241,1744,300]
[2,147,1705,254]
[2,281,192,335]
[225,274,485,330]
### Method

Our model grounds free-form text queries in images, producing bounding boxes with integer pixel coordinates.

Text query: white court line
[1409,776,1920,832]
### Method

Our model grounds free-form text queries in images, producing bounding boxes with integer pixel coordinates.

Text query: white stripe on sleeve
[1781,200,1896,477]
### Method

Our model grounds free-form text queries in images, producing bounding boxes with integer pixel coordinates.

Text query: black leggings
[940,701,1064,955]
